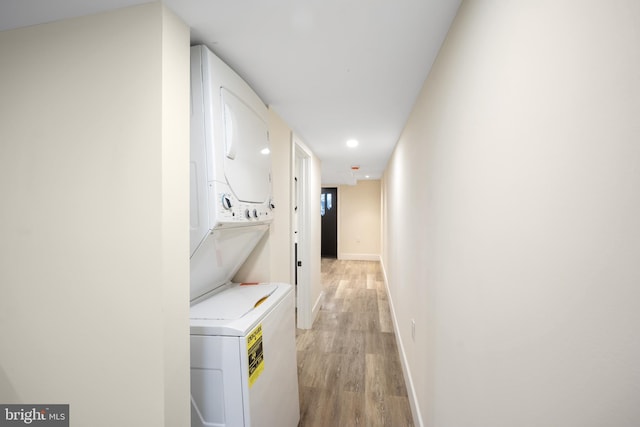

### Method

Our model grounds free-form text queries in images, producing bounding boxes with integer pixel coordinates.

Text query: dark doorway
[321,187,338,258]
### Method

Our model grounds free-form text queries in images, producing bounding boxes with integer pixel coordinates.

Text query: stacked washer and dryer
[189,45,300,427]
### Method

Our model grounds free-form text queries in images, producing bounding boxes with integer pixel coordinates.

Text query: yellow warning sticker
[247,324,264,387]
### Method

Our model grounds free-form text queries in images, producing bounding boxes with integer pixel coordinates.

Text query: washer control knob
[221,194,232,210]
[252,209,259,218]
[269,199,275,210]
[245,209,251,219]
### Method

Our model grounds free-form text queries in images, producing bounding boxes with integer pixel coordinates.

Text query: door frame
[321,186,338,258]
[292,134,313,329]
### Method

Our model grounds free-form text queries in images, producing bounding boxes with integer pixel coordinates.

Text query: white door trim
[292,134,313,329]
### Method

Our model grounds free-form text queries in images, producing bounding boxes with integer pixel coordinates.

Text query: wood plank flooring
[296,258,414,427]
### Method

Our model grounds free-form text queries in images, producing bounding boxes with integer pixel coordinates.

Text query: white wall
[382,1,640,426]
[338,180,381,260]
[0,4,190,426]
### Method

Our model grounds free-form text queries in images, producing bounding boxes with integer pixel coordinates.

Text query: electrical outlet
[411,319,416,341]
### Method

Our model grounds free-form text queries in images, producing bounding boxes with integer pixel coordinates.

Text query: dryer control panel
[214,184,274,226]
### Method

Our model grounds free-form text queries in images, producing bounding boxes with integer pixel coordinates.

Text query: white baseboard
[298,290,324,330]
[338,253,380,261]
[311,290,323,322]
[380,260,423,427]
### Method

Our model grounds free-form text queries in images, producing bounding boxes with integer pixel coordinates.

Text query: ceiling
[0,0,461,185]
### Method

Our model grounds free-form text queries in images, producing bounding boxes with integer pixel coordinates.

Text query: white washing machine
[189,45,300,427]
[190,282,299,427]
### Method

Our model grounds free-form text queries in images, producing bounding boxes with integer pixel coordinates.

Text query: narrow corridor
[296,259,414,426]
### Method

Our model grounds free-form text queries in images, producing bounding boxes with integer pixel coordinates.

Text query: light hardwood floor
[296,258,414,427]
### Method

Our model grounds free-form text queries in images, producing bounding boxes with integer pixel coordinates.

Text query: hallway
[296,259,414,426]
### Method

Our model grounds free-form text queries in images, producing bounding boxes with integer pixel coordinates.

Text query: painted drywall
[234,108,292,284]
[234,110,323,329]
[0,4,190,426]
[233,230,271,283]
[160,6,191,426]
[382,1,640,426]
[338,180,381,260]
[267,109,294,283]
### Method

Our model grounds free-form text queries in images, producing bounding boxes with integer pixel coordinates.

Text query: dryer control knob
[221,194,233,210]
[252,209,259,218]
[245,209,251,219]
[269,199,275,210]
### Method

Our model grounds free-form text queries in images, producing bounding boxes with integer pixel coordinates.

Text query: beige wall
[0,4,190,426]
[236,111,323,329]
[382,1,640,426]
[234,108,291,284]
[267,109,294,282]
[233,229,271,283]
[160,7,191,425]
[338,180,381,260]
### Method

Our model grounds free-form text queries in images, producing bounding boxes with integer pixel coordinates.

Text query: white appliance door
[191,335,244,427]
[221,88,271,204]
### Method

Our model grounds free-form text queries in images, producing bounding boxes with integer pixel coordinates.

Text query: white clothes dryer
[189,45,300,427]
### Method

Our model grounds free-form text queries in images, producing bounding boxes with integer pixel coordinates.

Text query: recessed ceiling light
[346,139,359,148]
